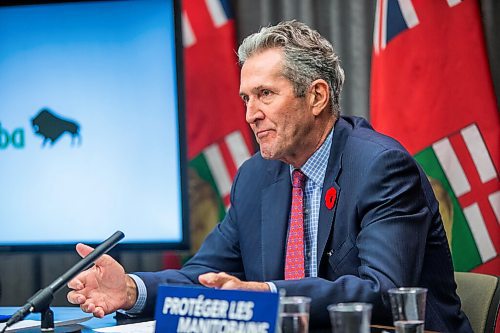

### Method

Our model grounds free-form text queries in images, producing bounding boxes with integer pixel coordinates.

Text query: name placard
[154,285,280,333]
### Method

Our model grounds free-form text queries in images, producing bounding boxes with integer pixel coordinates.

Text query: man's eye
[261,89,274,99]
[241,95,249,104]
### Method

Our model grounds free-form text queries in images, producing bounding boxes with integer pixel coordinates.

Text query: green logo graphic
[0,122,25,149]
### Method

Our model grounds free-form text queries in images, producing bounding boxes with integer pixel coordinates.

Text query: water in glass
[394,320,424,333]
[280,312,309,333]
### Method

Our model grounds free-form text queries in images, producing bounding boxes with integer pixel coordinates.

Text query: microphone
[1,231,125,332]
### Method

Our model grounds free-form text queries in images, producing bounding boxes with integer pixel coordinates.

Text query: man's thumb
[76,243,95,258]
[75,243,113,266]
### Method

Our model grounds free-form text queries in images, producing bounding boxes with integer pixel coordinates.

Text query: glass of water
[279,296,311,333]
[388,287,427,333]
[328,302,372,333]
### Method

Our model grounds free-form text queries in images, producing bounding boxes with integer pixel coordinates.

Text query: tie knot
[292,169,306,189]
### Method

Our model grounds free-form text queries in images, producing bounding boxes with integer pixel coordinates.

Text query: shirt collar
[290,129,333,187]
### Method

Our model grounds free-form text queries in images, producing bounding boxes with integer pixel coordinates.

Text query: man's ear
[308,79,330,116]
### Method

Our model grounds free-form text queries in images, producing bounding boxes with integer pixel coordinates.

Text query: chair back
[454,272,500,333]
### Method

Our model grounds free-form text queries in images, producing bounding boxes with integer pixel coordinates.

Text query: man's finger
[199,272,236,288]
[93,307,105,318]
[76,243,95,258]
[198,272,217,286]
[86,303,96,313]
[217,272,233,279]
[67,275,86,290]
[67,291,86,305]
[75,243,114,267]
[218,281,240,290]
[81,299,96,314]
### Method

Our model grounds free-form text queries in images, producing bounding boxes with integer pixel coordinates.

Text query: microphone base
[40,307,55,331]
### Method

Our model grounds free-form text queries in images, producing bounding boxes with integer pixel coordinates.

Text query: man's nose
[245,98,263,124]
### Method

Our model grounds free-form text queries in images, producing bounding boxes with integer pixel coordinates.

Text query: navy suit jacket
[136,117,472,332]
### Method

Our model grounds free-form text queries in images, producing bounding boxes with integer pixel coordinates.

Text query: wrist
[248,281,271,291]
[124,275,138,310]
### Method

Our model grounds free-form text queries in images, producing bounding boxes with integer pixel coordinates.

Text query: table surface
[1,307,123,333]
[1,307,434,333]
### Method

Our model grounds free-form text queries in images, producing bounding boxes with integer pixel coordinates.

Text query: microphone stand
[1,231,125,332]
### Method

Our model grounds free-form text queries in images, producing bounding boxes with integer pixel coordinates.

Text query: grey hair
[238,20,345,117]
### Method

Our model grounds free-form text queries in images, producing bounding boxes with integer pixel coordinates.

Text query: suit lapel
[316,118,352,262]
[261,164,291,280]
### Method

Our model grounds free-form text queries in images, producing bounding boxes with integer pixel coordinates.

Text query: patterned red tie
[284,169,306,280]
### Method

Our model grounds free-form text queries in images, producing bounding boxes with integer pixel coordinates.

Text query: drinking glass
[279,296,311,333]
[388,287,427,333]
[328,302,372,333]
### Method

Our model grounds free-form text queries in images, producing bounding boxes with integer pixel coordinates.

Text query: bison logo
[31,108,81,147]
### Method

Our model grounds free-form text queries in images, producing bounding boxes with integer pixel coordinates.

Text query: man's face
[239,48,317,166]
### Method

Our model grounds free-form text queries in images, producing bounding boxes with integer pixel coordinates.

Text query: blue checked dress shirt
[290,129,333,278]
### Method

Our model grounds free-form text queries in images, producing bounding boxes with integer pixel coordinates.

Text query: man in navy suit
[67,21,471,332]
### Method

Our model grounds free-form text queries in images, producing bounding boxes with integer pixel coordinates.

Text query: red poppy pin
[325,187,337,210]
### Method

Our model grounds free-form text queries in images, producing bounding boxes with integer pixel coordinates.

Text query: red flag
[370,0,499,274]
[181,0,254,254]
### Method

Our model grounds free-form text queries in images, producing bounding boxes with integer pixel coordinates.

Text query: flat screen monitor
[0,0,189,250]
